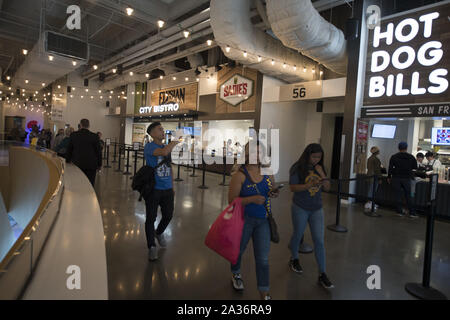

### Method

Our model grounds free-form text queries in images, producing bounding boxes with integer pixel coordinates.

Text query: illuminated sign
[364,2,450,107]
[139,103,179,114]
[219,74,254,106]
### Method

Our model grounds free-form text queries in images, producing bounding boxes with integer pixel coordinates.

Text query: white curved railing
[0,141,65,299]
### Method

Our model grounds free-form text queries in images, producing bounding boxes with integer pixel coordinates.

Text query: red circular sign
[27,120,38,130]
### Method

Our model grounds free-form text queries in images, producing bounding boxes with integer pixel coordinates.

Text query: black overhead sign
[361,103,450,118]
[363,2,450,107]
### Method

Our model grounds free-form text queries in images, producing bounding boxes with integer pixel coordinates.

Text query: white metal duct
[266,0,347,75]
[11,33,87,91]
[210,0,316,83]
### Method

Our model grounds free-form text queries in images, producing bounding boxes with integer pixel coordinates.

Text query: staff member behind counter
[425,151,442,170]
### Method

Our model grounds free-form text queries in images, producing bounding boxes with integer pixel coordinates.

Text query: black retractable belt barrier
[198,150,208,189]
[112,142,117,163]
[219,155,229,186]
[327,179,348,233]
[115,145,122,172]
[123,147,132,175]
[298,236,313,254]
[104,145,111,168]
[190,153,198,177]
[405,174,447,300]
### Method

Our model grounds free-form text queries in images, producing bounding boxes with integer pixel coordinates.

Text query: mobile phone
[272,184,285,191]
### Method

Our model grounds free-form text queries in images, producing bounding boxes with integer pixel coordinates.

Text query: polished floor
[95,164,450,300]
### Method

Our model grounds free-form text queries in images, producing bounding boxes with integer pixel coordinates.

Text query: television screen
[431,127,450,145]
[371,124,396,139]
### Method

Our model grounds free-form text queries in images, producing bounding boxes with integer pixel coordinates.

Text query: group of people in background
[364,142,442,218]
[7,120,104,188]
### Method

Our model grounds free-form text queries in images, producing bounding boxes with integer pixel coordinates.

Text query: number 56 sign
[279,81,323,102]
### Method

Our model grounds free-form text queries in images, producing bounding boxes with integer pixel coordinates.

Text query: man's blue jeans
[289,203,326,273]
[231,215,271,292]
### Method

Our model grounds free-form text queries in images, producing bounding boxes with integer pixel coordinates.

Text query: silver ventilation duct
[210,0,316,83]
[266,0,347,75]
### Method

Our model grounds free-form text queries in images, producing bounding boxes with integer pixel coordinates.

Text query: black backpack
[132,156,171,201]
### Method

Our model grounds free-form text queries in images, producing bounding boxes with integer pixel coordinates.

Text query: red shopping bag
[205,198,244,265]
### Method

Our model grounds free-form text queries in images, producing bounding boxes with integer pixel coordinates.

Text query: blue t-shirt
[289,166,323,211]
[144,142,173,190]
[239,170,272,219]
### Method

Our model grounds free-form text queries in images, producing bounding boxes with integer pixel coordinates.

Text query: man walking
[365,146,382,211]
[144,122,179,261]
[66,119,102,187]
[388,142,418,218]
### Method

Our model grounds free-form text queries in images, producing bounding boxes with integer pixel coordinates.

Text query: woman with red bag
[228,141,280,300]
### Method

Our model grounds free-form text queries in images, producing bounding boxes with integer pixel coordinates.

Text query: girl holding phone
[288,143,334,289]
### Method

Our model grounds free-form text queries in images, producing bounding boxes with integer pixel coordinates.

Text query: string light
[206,40,212,46]
[271,59,275,65]
[243,51,247,58]
[22,49,28,55]
[257,56,262,62]
[283,62,287,68]
[145,73,149,78]
[93,65,98,70]
[48,55,54,61]
[159,75,164,80]
[157,20,165,28]
[72,61,77,66]
[225,45,230,53]
[183,30,190,38]
[129,71,134,76]
[126,7,134,16]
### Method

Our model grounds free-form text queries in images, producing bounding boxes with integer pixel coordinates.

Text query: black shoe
[319,273,334,289]
[289,258,303,274]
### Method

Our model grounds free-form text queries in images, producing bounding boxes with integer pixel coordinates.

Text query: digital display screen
[431,127,450,145]
[371,124,397,139]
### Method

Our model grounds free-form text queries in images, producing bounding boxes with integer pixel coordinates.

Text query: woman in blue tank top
[228,141,279,300]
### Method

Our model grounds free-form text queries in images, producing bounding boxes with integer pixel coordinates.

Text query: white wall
[204,120,254,155]
[66,71,121,140]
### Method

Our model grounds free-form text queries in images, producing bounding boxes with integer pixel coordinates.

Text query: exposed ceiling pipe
[121,27,213,70]
[100,43,213,90]
[266,0,347,75]
[210,0,316,83]
[84,8,211,79]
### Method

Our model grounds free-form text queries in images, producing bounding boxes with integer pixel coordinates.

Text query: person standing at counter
[144,122,179,261]
[365,146,382,211]
[425,152,442,171]
[288,143,334,289]
[388,142,418,218]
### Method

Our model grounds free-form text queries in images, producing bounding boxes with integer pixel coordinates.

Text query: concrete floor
[95,165,450,300]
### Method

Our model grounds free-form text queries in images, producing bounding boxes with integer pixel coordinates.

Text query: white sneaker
[156,233,167,248]
[364,202,372,209]
[148,246,158,261]
[231,273,244,291]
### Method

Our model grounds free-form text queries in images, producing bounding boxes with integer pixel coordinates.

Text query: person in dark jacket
[66,119,102,187]
[388,142,418,218]
[365,146,382,210]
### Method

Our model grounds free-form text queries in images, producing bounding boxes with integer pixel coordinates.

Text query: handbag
[241,166,280,243]
[205,198,245,265]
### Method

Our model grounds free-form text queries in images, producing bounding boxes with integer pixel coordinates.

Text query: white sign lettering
[139,103,180,114]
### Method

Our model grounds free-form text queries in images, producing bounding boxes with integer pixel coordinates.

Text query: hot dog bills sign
[219,74,254,106]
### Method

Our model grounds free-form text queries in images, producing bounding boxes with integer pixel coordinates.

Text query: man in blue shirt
[144,122,179,261]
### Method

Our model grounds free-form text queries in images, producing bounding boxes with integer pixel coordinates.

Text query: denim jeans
[289,203,326,273]
[392,177,416,215]
[231,215,271,292]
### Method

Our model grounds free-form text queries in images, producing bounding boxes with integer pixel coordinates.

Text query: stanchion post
[130,149,138,179]
[115,145,122,172]
[405,174,447,300]
[198,149,208,189]
[104,145,111,168]
[190,152,197,177]
[219,155,229,186]
[175,150,183,182]
[112,142,117,163]
[298,235,313,254]
[123,147,132,175]
[327,179,348,233]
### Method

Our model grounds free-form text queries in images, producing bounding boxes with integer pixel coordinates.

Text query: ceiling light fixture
[183,30,190,38]
[72,60,77,66]
[207,40,212,46]
[257,56,262,62]
[243,51,247,57]
[48,55,54,61]
[271,59,275,65]
[145,73,149,78]
[157,20,165,28]
[126,7,134,16]
[129,71,133,76]
[112,68,117,73]
[6,76,10,80]
[225,45,230,53]
[22,49,28,55]
[172,76,176,80]
[93,65,98,70]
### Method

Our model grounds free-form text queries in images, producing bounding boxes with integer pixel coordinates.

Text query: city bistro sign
[219,74,254,106]
[137,82,198,115]
[364,2,450,107]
